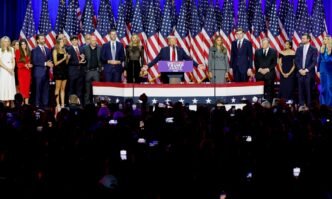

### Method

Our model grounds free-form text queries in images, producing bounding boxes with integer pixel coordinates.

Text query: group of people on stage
[0,28,332,108]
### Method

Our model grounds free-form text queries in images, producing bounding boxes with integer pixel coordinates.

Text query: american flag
[266,0,282,53]
[159,0,174,48]
[124,0,134,44]
[38,0,56,49]
[221,0,235,60]
[284,0,295,41]
[293,0,311,49]
[131,0,148,63]
[190,0,206,83]
[106,0,116,30]
[116,2,129,46]
[248,0,257,29]
[55,0,66,34]
[141,0,150,31]
[278,0,290,49]
[64,0,81,45]
[250,0,266,52]
[82,0,95,36]
[94,0,112,45]
[237,0,250,39]
[20,0,36,50]
[215,0,222,33]
[310,0,327,49]
[174,0,190,55]
[171,0,177,28]
[198,0,209,27]
[146,1,160,63]
[189,0,204,66]
[201,4,218,66]
[265,0,273,22]
[154,0,162,32]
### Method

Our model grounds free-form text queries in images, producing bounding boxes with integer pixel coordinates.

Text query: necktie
[172,47,176,61]
[75,47,80,59]
[111,42,116,60]
[41,46,46,56]
[237,40,241,49]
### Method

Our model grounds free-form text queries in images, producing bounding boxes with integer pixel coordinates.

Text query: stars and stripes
[38,0,56,49]
[174,0,190,55]
[237,0,251,39]
[64,0,81,45]
[94,0,112,45]
[250,0,266,52]
[146,1,160,63]
[82,0,95,36]
[116,2,129,46]
[131,0,147,55]
[283,0,296,41]
[310,0,327,50]
[293,0,311,49]
[221,0,235,60]
[55,0,66,34]
[278,0,290,49]
[159,0,174,48]
[266,0,282,53]
[20,0,36,50]
[106,0,116,30]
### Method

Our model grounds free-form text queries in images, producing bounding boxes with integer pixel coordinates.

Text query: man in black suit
[67,35,86,104]
[142,35,205,83]
[230,28,254,82]
[255,38,277,102]
[295,33,318,107]
[81,35,102,105]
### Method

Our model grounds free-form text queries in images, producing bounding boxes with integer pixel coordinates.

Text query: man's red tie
[75,47,80,59]
[172,47,176,61]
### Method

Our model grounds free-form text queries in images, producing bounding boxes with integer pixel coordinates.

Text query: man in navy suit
[295,33,318,107]
[142,35,205,83]
[230,28,254,82]
[31,34,54,108]
[101,30,125,82]
[67,35,86,103]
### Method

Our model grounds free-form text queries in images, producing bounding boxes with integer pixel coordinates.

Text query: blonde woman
[0,36,16,106]
[125,34,144,83]
[53,38,70,110]
[208,36,230,83]
[318,35,332,106]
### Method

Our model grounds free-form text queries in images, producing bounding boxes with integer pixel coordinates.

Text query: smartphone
[189,105,197,111]
[293,167,301,177]
[165,117,174,123]
[120,150,127,160]
[109,119,118,125]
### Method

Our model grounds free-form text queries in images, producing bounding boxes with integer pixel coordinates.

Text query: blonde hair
[129,34,140,48]
[54,38,65,54]
[213,36,227,54]
[321,35,331,54]
[1,36,12,52]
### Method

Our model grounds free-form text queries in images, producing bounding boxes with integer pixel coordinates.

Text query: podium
[158,61,193,84]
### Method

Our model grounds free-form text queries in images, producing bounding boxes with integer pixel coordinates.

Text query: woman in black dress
[53,38,70,110]
[278,40,296,101]
[125,34,144,83]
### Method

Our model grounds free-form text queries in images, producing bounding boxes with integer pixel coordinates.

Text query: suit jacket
[230,39,253,73]
[147,46,198,68]
[295,45,318,77]
[101,41,125,72]
[254,48,277,74]
[67,45,84,77]
[31,45,52,78]
[81,44,102,71]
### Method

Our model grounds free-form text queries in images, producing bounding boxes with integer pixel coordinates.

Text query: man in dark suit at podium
[230,28,254,82]
[255,38,277,102]
[142,36,205,83]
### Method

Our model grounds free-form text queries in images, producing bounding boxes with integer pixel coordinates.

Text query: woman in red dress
[15,39,32,104]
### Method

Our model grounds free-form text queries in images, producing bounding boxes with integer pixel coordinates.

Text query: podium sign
[158,61,193,72]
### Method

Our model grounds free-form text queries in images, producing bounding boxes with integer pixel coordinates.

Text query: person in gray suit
[208,36,230,83]
[81,36,102,105]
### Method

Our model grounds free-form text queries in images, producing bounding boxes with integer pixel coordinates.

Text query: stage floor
[92,82,264,105]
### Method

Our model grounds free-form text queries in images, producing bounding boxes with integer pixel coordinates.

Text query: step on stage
[92,82,264,106]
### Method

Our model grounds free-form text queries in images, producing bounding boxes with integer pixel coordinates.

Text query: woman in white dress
[0,36,16,107]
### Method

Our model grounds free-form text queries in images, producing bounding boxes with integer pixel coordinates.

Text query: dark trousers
[34,74,49,108]
[85,70,100,105]
[298,75,312,106]
[126,60,141,83]
[233,70,248,82]
[68,73,84,104]
[256,72,275,102]
[104,65,122,82]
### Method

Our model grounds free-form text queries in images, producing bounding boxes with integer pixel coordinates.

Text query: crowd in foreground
[0,93,332,199]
